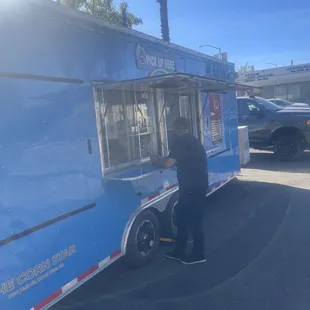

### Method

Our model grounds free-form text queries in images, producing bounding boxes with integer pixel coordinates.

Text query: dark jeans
[175,188,206,257]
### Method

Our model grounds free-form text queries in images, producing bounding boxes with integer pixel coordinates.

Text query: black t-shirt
[168,133,208,191]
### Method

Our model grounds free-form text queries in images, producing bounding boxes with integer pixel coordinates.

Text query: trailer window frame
[94,86,160,174]
[93,73,251,175]
[156,89,199,157]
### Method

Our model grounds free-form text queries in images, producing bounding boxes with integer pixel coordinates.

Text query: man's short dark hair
[173,117,190,130]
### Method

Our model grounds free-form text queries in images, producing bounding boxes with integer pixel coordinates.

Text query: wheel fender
[270,126,305,143]
[120,187,178,254]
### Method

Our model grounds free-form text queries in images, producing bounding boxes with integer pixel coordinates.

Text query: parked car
[268,98,309,108]
[237,96,310,161]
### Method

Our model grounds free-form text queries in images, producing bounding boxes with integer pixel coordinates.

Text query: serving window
[93,73,250,174]
[94,88,157,170]
[162,93,196,152]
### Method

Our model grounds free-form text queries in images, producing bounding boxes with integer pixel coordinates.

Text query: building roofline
[238,62,310,76]
[236,62,310,86]
[31,0,233,66]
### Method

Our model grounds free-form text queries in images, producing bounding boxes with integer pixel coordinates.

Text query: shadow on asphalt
[53,179,310,310]
[244,151,310,173]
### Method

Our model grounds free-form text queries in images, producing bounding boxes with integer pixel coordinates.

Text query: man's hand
[151,154,176,169]
[162,157,176,169]
[150,154,162,166]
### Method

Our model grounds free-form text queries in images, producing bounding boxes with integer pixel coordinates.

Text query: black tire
[126,209,160,267]
[160,192,179,239]
[274,134,302,161]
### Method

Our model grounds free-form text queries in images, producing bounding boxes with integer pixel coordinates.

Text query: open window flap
[95,73,254,94]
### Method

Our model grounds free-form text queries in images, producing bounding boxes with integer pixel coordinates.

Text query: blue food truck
[0,0,247,309]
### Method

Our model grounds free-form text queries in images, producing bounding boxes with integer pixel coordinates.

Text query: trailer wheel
[126,209,160,267]
[160,192,179,239]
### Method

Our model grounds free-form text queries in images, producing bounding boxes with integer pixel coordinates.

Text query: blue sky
[114,0,310,69]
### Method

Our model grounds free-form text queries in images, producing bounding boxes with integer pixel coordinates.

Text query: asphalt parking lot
[53,151,310,310]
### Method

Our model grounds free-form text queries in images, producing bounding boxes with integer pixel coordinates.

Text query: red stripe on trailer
[141,183,178,205]
[77,265,98,281]
[110,249,121,259]
[142,176,237,205]
[33,289,62,310]
[148,192,160,201]
[166,184,177,191]
[30,249,122,310]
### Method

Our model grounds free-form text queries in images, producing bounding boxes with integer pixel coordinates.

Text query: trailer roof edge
[30,0,234,67]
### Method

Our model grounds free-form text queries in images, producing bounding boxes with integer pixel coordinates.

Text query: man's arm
[160,157,177,169]
[151,155,176,169]
[151,138,179,169]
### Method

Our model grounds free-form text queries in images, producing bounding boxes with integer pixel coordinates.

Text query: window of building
[261,86,274,99]
[275,85,286,99]
[287,84,300,101]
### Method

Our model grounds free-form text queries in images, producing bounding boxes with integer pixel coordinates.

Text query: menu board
[209,94,223,144]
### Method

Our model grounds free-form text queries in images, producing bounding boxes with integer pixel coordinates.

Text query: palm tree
[157,0,170,42]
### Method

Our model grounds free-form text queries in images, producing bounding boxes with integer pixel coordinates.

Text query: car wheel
[274,134,302,161]
[126,209,160,267]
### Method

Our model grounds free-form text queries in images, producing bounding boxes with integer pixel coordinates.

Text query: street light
[265,62,277,68]
[199,44,222,60]
[265,63,278,98]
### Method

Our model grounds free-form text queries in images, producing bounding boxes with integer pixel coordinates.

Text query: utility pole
[265,63,278,98]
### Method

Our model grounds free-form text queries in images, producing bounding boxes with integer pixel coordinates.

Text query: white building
[236,63,310,103]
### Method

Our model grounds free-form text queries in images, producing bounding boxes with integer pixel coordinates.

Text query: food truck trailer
[0,0,248,309]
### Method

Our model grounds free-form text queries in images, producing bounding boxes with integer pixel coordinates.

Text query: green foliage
[237,62,255,73]
[58,0,85,9]
[59,0,143,28]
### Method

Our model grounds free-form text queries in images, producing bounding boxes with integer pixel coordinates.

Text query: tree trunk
[157,0,170,42]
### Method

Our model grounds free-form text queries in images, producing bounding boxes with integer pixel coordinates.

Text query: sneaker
[165,250,183,261]
[180,255,206,265]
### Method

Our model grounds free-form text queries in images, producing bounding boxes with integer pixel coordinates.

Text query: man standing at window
[151,117,208,264]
